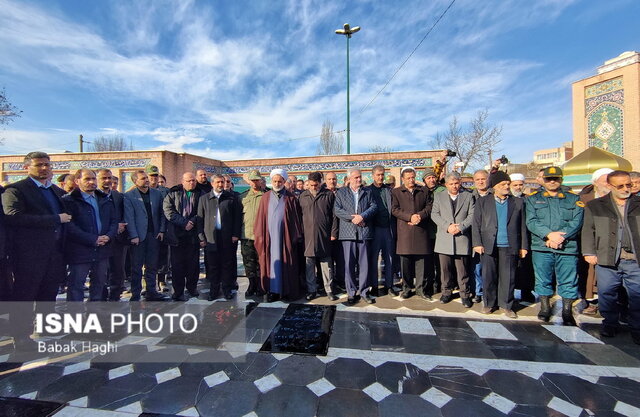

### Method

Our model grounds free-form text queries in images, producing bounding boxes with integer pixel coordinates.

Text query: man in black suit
[164,172,203,301]
[197,174,241,300]
[2,151,71,347]
[472,171,529,318]
[96,169,129,301]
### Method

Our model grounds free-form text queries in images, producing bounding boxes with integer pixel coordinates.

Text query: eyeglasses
[543,177,561,182]
[613,183,632,190]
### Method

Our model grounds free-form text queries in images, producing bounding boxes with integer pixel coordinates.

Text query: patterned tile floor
[0,273,638,417]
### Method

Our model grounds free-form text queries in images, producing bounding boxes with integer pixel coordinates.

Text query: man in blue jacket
[334,167,378,304]
[62,169,117,301]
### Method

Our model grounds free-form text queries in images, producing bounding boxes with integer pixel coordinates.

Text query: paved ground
[0,273,638,417]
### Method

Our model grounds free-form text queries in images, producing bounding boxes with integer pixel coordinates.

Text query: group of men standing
[1,150,639,347]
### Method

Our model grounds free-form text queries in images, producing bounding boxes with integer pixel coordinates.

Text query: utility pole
[79,134,90,152]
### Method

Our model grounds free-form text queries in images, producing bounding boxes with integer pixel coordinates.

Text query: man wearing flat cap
[254,169,304,302]
[473,171,528,318]
[423,169,445,294]
[526,166,584,325]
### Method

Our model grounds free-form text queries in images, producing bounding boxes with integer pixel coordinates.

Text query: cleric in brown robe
[254,168,304,302]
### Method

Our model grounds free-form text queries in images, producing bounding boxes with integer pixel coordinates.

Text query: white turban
[270,168,288,181]
[509,173,525,182]
[400,166,415,175]
[592,168,614,183]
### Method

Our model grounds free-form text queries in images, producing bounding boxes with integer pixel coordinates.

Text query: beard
[272,185,284,192]
[511,190,523,197]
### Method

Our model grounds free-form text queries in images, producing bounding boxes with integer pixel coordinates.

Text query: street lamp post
[335,23,360,154]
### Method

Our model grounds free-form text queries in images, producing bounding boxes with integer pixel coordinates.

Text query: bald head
[182,172,197,191]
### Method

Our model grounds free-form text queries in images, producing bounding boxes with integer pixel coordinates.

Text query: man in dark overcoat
[391,167,432,299]
[299,171,337,301]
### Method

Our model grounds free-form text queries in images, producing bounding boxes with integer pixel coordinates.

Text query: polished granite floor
[0,274,639,417]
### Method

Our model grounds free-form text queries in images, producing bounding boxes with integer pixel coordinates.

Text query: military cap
[146,165,160,175]
[542,166,563,178]
[247,169,262,180]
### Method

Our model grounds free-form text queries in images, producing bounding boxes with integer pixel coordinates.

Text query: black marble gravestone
[260,304,336,355]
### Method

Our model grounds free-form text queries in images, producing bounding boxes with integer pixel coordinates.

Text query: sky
[0,0,638,165]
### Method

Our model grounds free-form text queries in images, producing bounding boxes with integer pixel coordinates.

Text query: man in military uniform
[239,170,265,297]
[526,166,584,325]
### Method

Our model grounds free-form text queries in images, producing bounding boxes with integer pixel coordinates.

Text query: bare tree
[90,134,133,152]
[0,87,21,126]
[368,145,396,153]
[317,120,344,155]
[0,87,22,144]
[431,109,502,173]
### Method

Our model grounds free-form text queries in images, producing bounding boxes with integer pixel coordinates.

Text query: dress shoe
[600,325,616,338]
[400,291,411,299]
[388,287,399,296]
[130,295,141,302]
[440,294,452,304]
[347,296,356,305]
[379,287,389,296]
[519,291,536,303]
[327,293,339,301]
[503,309,518,319]
[207,294,216,301]
[172,293,188,302]
[472,295,482,304]
[264,292,279,303]
[306,292,317,301]
[561,298,577,326]
[364,294,376,304]
[13,337,38,352]
[224,293,233,300]
[582,303,598,315]
[160,283,170,293]
[188,290,200,298]
[417,292,432,301]
[537,295,552,322]
[461,298,473,308]
[481,306,494,314]
[145,293,169,301]
[245,288,255,297]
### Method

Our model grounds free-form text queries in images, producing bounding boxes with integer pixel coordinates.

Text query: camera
[445,149,457,157]
[499,155,509,164]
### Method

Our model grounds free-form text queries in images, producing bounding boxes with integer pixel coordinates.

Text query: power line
[262,129,347,144]
[357,0,457,116]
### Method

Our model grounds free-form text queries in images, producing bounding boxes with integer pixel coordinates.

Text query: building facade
[572,51,640,169]
[0,150,441,192]
[533,142,574,167]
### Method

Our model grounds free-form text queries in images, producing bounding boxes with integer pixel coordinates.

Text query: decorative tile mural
[585,77,623,98]
[585,77,624,156]
[3,159,151,172]
[588,104,623,155]
[220,158,433,176]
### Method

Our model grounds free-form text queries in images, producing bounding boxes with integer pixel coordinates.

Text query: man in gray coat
[299,172,337,301]
[334,167,378,304]
[124,170,168,301]
[431,172,475,307]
